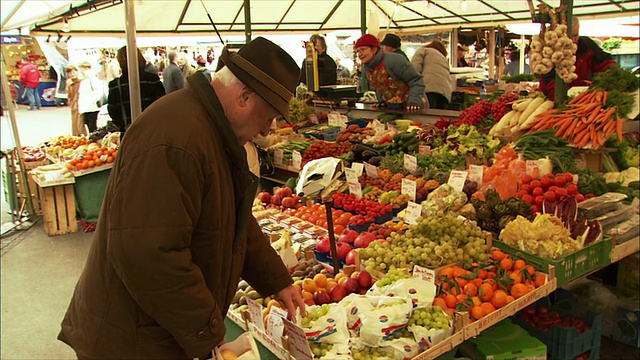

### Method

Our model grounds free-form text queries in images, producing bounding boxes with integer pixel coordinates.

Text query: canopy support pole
[124,0,142,122]
[244,0,252,44]
[555,0,573,105]
[452,29,459,68]
[520,34,526,75]
[489,27,496,79]
[360,0,366,35]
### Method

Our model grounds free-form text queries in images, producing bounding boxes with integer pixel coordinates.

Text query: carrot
[583,106,602,123]
[616,118,624,141]
[602,91,608,106]
[604,125,616,141]
[565,119,580,139]
[590,124,597,146]
[568,91,589,105]
[575,129,591,148]
[595,130,604,149]
[555,118,573,137]
[595,91,604,104]
[573,120,587,136]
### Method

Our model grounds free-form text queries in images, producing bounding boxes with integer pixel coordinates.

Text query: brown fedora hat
[220,37,299,122]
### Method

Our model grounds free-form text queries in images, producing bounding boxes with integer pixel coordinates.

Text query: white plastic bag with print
[337,293,376,333]
[359,297,413,347]
[316,342,351,360]
[349,338,393,360]
[303,303,349,346]
[386,278,437,309]
[381,337,421,360]
[408,307,453,350]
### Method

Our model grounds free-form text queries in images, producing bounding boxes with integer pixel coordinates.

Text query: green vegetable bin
[492,237,613,287]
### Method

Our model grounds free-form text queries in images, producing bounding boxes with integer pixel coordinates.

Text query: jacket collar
[367,49,384,70]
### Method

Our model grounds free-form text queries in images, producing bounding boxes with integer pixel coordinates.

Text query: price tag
[352,162,364,177]
[403,153,417,172]
[282,318,314,360]
[348,182,363,199]
[309,114,319,124]
[469,165,483,186]
[447,170,468,193]
[413,265,436,284]
[44,172,63,182]
[344,167,359,184]
[572,174,579,185]
[525,160,539,177]
[265,306,287,346]
[371,119,385,132]
[274,148,284,166]
[328,112,341,127]
[340,114,349,127]
[418,145,431,155]
[402,178,417,202]
[364,162,378,179]
[405,201,422,225]
[246,298,265,332]
[292,151,302,170]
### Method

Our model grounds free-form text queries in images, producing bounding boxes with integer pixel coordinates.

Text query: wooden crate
[37,183,78,236]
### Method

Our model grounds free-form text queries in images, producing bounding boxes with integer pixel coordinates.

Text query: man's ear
[238,86,254,108]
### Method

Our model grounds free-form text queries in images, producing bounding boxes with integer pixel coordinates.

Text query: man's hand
[276,285,306,319]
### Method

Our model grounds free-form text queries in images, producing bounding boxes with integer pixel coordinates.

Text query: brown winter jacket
[58,73,293,359]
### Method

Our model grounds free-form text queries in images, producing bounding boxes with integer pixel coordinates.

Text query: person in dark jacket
[298,34,337,87]
[381,33,409,60]
[195,56,212,82]
[107,46,165,140]
[163,51,184,93]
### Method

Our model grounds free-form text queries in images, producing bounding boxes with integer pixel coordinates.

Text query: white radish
[520,100,555,130]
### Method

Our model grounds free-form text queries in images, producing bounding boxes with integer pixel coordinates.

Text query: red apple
[303,298,315,306]
[329,285,347,302]
[356,270,373,289]
[313,290,331,305]
[257,191,271,204]
[342,278,359,294]
[278,187,293,198]
[357,288,368,295]
[345,249,357,265]
[315,237,331,253]
[281,196,296,208]
[271,194,283,206]
[335,242,352,259]
[339,230,358,244]
[354,232,376,248]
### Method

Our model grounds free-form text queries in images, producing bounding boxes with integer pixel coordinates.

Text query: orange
[439,267,454,280]
[511,283,528,299]
[491,249,507,261]
[471,296,482,307]
[455,277,468,289]
[302,279,317,293]
[470,306,484,320]
[325,280,337,292]
[514,259,526,271]
[479,283,494,302]
[313,274,328,288]
[478,269,488,280]
[433,297,448,310]
[505,295,515,304]
[301,290,314,300]
[500,258,514,271]
[337,277,348,286]
[480,302,496,315]
[472,278,484,288]
[526,265,536,277]
[66,164,74,170]
[509,271,522,284]
[452,266,467,278]
[463,282,478,297]
[491,290,508,309]
[444,294,458,309]
[534,274,546,287]
[106,156,114,163]
[443,307,455,319]
[334,273,347,283]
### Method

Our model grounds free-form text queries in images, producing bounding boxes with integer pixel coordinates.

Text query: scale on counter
[312,85,363,106]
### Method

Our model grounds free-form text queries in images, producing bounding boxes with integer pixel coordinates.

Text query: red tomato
[554,176,567,187]
[555,188,568,197]
[530,180,542,189]
[535,196,544,206]
[576,193,585,202]
[521,184,531,193]
[540,176,552,189]
[566,184,579,195]
[532,187,544,197]
[564,172,574,183]
[586,193,596,199]
[522,175,532,185]
[544,191,557,202]
[522,195,534,204]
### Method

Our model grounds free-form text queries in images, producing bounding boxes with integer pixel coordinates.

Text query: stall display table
[33,176,77,236]
[73,165,112,223]
[312,102,461,124]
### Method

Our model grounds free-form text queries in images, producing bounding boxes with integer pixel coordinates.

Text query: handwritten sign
[292,151,302,170]
[418,145,431,155]
[447,170,468,193]
[403,153,417,172]
[352,162,364,177]
[402,178,417,202]
[413,265,436,284]
[405,201,422,225]
[266,306,288,346]
[348,182,362,199]
[274,149,284,166]
[246,298,265,332]
[345,167,362,198]
[328,112,341,127]
[364,162,378,179]
[282,318,314,360]
[525,160,539,177]
[344,167,359,184]
[469,165,483,187]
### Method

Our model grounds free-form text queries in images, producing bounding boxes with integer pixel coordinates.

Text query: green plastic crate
[493,237,612,287]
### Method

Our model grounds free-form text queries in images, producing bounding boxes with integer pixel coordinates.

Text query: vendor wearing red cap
[356,34,425,110]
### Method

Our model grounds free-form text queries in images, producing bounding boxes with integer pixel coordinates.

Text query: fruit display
[358,170,439,200]
[374,129,420,156]
[286,203,346,233]
[434,250,546,321]
[65,144,117,171]
[331,193,392,221]
[516,172,585,212]
[455,100,494,129]
[472,189,532,233]
[360,212,489,273]
[257,186,301,211]
[31,163,74,182]
[21,146,46,163]
[44,135,91,153]
[335,124,376,142]
[268,140,311,162]
[301,141,352,165]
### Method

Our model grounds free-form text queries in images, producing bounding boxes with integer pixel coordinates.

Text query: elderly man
[58,37,305,360]
[179,52,197,79]
[163,51,184,93]
[381,33,408,60]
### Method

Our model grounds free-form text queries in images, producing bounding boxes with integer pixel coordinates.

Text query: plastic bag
[359,297,413,346]
[302,303,350,346]
[338,294,376,332]
[381,337,420,360]
[408,307,453,350]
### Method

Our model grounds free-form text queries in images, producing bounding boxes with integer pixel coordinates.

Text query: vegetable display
[514,130,576,173]
[489,96,554,137]
[530,24,577,83]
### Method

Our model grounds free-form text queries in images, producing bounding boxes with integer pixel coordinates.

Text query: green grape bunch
[407,306,451,330]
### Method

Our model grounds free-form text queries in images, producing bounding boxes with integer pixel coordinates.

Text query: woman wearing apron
[355,34,426,110]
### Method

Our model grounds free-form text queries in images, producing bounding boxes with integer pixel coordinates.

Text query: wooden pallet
[37,183,78,236]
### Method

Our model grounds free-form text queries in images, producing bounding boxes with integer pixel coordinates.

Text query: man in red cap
[355,34,425,110]
[58,37,305,360]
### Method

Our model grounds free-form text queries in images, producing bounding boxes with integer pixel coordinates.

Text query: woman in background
[411,39,452,109]
[77,61,103,134]
[65,65,84,136]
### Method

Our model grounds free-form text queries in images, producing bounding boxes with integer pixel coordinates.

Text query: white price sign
[403,153,417,172]
[447,170,468,193]
[344,167,359,184]
[246,298,265,332]
[345,167,362,198]
[348,182,363,199]
[292,151,302,170]
[265,306,288,346]
[413,265,436,284]
[352,162,364,177]
[274,149,284,166]
[401,178,417,202]
[364,162,379,179]
[371,119,385,132]
[282,318,314,360]
[418,145,431,155]
[405,201,422,225]
[469,165,483,187]
[525,160,539,177]
[327,112,341,127]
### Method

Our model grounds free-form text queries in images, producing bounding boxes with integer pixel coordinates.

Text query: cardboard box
[459,319,547,360]
[214,332,260,359]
